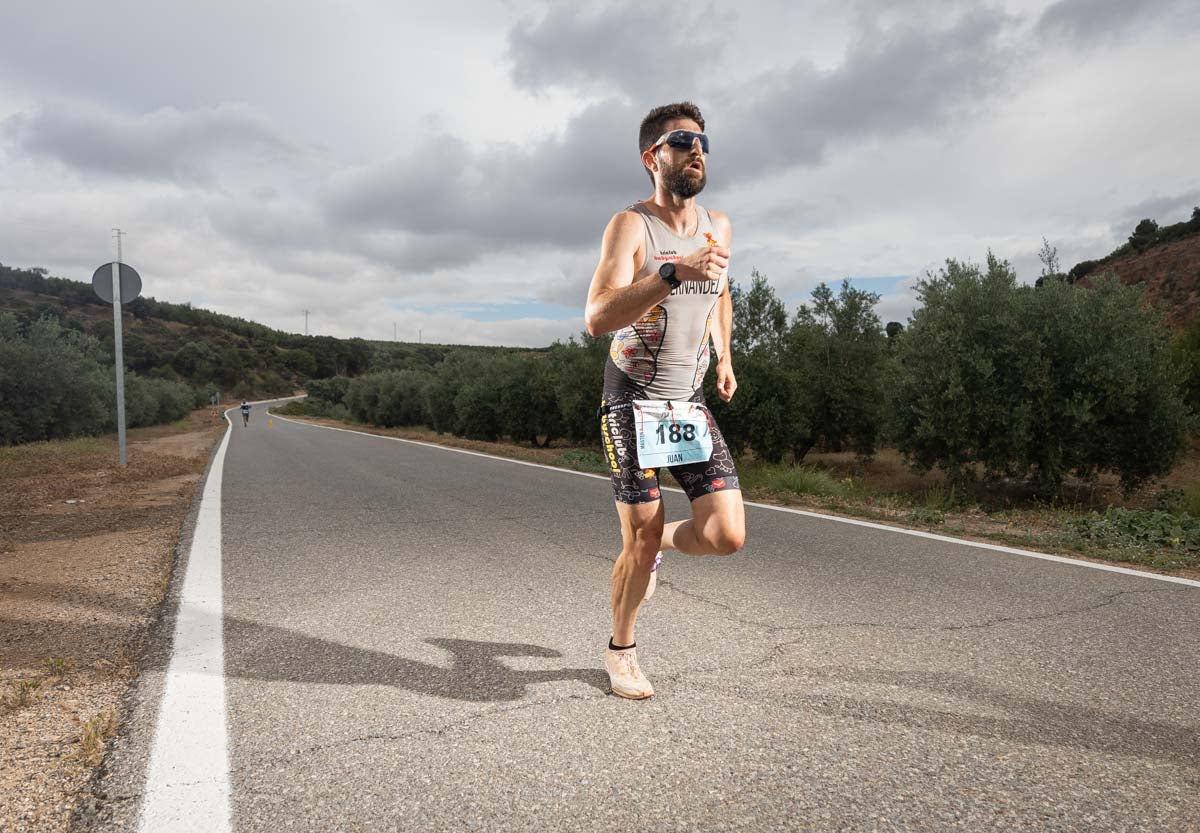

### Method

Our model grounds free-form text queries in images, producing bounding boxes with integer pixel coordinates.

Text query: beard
[663,160,707,198]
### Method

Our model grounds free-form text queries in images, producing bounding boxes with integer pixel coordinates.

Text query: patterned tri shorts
[599,388,740,504]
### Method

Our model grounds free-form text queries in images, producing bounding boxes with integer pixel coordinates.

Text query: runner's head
[639,102,707,197]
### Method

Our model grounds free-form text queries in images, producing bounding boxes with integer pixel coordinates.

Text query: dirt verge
[0,410,226,833]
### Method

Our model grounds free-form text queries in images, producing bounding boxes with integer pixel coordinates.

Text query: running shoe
[644,551,663,601]
[604,646,654,699]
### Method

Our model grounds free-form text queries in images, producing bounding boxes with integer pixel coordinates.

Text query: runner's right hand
[675,245,730,283]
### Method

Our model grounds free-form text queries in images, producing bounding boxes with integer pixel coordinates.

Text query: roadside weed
[760,464,849,498]
[78,709,118,765]
[1062,508,1200,570]
[555,449,608,473]
[907,506,946,526]
[44,657,70,680]
[2,678,43,711]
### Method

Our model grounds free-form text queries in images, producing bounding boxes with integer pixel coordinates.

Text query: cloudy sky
[2,0,1198,346]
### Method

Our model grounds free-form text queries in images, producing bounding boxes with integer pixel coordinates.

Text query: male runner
[584,102,746,699]
[240,400,251,427]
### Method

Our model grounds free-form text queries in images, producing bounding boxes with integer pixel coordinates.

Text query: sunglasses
[652,129,709,154]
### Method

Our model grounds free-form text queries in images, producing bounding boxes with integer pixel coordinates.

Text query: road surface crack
[241,691,601,771]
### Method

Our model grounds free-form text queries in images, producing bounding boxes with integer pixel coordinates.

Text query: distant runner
[240,400,251,427]
[584,102,746,700]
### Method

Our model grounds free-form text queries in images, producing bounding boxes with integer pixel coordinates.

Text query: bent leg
[611,500,664,646]
[662,489,745,556]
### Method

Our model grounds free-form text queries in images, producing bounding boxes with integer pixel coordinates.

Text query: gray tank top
[604,202,726,400]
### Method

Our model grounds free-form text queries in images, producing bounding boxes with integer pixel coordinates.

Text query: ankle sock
[609,638,635,651]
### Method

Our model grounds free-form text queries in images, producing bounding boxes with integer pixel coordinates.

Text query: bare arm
[584,210,732,337]
[708,212,738,401]
[584,212,668,337]
[708,212,734,363]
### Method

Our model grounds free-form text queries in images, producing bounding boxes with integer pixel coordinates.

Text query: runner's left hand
[716,360,737,402]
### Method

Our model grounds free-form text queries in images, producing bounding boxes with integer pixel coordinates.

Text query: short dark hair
[639,102,705,181]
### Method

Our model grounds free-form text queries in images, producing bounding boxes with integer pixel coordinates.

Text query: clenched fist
[675,244,729,283]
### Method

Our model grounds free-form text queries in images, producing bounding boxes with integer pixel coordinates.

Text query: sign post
[91,258,142,467]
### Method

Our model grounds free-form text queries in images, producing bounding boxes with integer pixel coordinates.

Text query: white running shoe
[604,646,654,699]
[644,551,663,601]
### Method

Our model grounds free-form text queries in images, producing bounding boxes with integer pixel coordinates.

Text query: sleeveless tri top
[604,202,726,401]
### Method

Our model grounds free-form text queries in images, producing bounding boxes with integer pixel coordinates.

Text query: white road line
[138,414,233,833]
[271,410,1200,590]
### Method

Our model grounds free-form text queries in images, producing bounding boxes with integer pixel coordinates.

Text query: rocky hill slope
[1078,234,1200,330]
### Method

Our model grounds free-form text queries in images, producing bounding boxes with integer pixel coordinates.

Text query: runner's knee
[707,523,745,556]
[624,521,663,568]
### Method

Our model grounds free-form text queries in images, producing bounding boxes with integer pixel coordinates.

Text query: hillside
[2,263,557,401]
[1074,235,1200,330]
[1066,208,1200,330]
[1,262,374,398]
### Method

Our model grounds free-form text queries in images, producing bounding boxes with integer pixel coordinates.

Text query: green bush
[1065,508,1199,568]
[742,462,849,498]
[0,314,112,444]
[0,313,197,442]
[892,256,1189,497]
[710,274,888,465]
[907,507,945,526]
[306,376,351,406]
[555,449,607,473]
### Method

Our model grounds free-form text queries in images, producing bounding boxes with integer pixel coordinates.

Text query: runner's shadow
[223,617,608,702]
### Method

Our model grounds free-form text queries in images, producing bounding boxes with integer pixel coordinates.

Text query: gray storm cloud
[506,1,731,98]
[718,8,1015,178]
[321,100,648,256]
[1037,0,1200,44]
[2,102,296,184]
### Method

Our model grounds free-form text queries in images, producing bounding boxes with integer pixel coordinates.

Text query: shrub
[892,256,1189,497]
[1065,508,1199,568]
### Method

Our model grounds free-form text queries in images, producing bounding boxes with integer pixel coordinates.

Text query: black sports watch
[659,261,681,289]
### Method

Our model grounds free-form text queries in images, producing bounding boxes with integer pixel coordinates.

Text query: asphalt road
[84,403,1200,832]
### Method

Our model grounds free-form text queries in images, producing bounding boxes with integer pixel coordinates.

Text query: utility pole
[303,309,309,335]
[111,228,128,466]
[394,321,397,342]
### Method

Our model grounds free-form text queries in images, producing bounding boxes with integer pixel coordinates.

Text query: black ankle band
[609,638,635,651]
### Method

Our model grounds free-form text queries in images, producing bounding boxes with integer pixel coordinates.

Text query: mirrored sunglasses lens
[666,131,708,153]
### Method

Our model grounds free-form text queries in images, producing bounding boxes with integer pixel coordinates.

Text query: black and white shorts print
[599,388,740,505]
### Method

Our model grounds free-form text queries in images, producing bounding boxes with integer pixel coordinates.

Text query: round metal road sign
[92,262,142,304]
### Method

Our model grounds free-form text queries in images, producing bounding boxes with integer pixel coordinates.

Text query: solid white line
[138,415,233,833]
[271,410,1200,590]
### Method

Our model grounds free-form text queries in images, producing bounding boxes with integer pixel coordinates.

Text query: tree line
[4,255,1198,500]
[0,313,201,444]
[0,262,372,400]
[293,255,1197,500]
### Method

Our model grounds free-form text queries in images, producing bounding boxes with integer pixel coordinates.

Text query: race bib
[633,400,714,469]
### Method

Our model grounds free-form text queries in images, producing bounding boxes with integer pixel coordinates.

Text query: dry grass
[1,678,43,713]
[77,709,118,766]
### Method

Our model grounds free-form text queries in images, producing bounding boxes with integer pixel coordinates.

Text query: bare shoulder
[600,208,645,254]
[607,207,644,235]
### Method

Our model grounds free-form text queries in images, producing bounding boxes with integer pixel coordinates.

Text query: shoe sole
[611,687,654,700]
